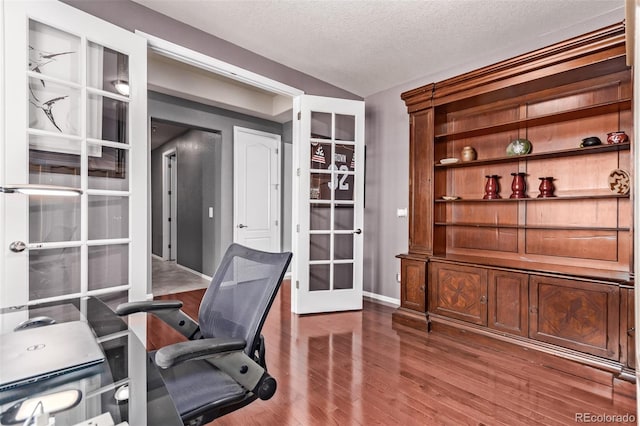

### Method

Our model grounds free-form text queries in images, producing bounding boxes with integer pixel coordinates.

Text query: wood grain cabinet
[488,270,528,337]
[622,288,635,369]
[529,275,619,360]
[400,258,426,312]
[429,262,487,325]
[395,23,635,378]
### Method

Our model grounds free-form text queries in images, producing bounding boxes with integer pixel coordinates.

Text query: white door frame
[162,147,177,260]
[233,126,281,251]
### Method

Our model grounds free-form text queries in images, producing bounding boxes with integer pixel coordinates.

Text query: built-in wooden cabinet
[396,23,635,379]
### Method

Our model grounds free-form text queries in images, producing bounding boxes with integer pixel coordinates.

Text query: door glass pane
[310,142,331,170]
[87,94,128,143]
[28,20,80,83]
[334,263,353,290]
[29,247,81,299]
[310,234,330,261]
[87,42,129,96]
[334,172,354,201]
[334,205,354,230]
[310,204,331,230]
[29,135,81,188]
[30,196,80,243]
[88,196,129,240]
[335,144,355,171]
[309,264,330,291]
[335,114,355,141]
[29,78,80,135]
[334,234,353,260]
[88,244,128,290]
[88,145,128,190]
[310,172,331,200]
[311,112,332,139]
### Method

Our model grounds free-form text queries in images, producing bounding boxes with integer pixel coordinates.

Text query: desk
[0,297,182,425]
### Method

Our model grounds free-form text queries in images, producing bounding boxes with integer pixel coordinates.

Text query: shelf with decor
[435,141,630,168]
[397,23,636,380]
[434,98,632,142]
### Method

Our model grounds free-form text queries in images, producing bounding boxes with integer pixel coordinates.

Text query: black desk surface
[0,297,182,425]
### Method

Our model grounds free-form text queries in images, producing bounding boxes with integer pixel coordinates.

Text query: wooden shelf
[435,194,628,203]
[434,222,629,231]
[435,142,630,168]
[434,98,631,141]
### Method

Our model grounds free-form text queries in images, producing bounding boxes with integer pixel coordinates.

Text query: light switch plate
[396,208,407,217]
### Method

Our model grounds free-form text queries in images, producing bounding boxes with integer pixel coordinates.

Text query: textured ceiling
[132,0,625,97]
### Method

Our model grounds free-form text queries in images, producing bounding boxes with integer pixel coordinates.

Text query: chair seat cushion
[150,351,246,419]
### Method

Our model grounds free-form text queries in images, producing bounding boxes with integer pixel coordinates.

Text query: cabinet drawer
[429,262,487,325]
[529,276,619,360]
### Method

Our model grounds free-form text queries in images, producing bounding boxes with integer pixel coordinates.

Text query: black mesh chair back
[198,243,291,358]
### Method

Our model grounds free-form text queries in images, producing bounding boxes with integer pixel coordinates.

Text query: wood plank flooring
[148,282,636,425]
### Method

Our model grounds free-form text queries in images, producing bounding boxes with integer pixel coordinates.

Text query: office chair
[115,243,292,425]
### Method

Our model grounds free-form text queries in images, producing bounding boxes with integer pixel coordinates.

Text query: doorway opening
[151,118,221,295]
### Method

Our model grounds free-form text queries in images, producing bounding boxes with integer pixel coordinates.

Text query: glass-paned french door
[2,0,147,307]
[292,95,364,314]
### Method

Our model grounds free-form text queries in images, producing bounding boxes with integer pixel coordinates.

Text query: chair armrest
[115,300,200,340]
[115,300,183,316]
[155,338,247,369]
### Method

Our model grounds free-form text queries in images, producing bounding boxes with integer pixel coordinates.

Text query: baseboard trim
[363,291,400,307]
[174,262,213,281]
[151,253,164,261]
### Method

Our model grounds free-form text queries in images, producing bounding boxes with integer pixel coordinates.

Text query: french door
[292,95,365,314]
[1,0,147,307]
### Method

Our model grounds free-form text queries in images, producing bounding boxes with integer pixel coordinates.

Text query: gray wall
[63,0,360,101]
[149,91,286,272]
[151,129,220,276]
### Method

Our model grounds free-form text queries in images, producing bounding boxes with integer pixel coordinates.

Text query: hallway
[152,257,210,296]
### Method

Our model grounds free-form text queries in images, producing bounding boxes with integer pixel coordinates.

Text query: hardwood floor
[148,282,636,425]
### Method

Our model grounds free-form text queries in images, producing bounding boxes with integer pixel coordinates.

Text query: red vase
[484,175,501,199]
[538,177,555,198]
[510,172,527,198]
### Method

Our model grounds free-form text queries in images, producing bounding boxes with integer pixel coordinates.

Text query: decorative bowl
[580,136,601,147]
[607,131,629,145]
[506,138,532,156]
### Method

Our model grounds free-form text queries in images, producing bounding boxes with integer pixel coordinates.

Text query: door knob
[353,228,362,234]
[9,241,27,253]
[237,224,247,228]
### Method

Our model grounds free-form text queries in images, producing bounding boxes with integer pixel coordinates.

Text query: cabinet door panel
[488,270,528,336]
[409,109,433,255]
[401,259,426,312]
[621,288,635,369]
[529,276,619,360]
[429,262,487,325]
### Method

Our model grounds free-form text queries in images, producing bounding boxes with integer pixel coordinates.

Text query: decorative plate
[608,169,630,195]
[442,195,459,200]
[440,158,459,165]
[506,138,532,156]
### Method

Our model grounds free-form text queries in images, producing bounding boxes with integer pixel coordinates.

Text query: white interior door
[292,95,365,314]
[1,0,148,307]
[233,126,281,252]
